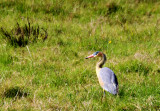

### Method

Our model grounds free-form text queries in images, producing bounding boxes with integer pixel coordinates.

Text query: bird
[85,51,118,96]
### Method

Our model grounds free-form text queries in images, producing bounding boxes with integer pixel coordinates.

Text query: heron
[85,51,118,96]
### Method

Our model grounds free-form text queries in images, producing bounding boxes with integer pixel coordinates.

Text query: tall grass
[0,0,160,110]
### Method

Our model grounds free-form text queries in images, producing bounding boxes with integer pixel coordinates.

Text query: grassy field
[0,0,160,110]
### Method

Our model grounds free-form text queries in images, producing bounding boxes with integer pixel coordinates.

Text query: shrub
[0,20,48,47]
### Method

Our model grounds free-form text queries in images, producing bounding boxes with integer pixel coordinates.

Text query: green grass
[0,0,160,110]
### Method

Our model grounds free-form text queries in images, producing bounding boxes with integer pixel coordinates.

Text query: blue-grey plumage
[85,51,118,95]
[99,67,118,95]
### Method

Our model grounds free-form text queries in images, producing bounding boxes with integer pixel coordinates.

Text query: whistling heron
[85,51,118,95]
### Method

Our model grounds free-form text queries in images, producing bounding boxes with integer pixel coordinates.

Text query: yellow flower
[109,40,111,44]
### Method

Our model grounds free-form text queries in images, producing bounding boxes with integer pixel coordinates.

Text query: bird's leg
[101,89,105,102]
[103,89,105,97]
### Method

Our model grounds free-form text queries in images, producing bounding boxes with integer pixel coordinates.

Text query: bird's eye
[93,51,100,56]
[96,51,99,55]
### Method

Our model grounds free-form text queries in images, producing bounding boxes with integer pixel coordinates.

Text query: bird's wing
[99,67,118,95]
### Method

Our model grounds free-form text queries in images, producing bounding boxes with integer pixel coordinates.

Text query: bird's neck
[96,53,106,73]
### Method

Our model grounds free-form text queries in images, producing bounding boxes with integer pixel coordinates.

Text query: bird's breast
[96,68,104,87]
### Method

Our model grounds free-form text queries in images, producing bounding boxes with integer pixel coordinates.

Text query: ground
[0,0,160,110]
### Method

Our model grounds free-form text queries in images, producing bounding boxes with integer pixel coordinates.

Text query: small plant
[3,86,29,98]
[0,20,48,47]
[95,2,122,17]
[106,2,121,15]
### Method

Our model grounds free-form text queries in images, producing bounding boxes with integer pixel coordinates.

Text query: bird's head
[85,51,103,59]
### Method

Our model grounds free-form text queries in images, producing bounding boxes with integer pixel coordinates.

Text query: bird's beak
[85,54,95,59]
